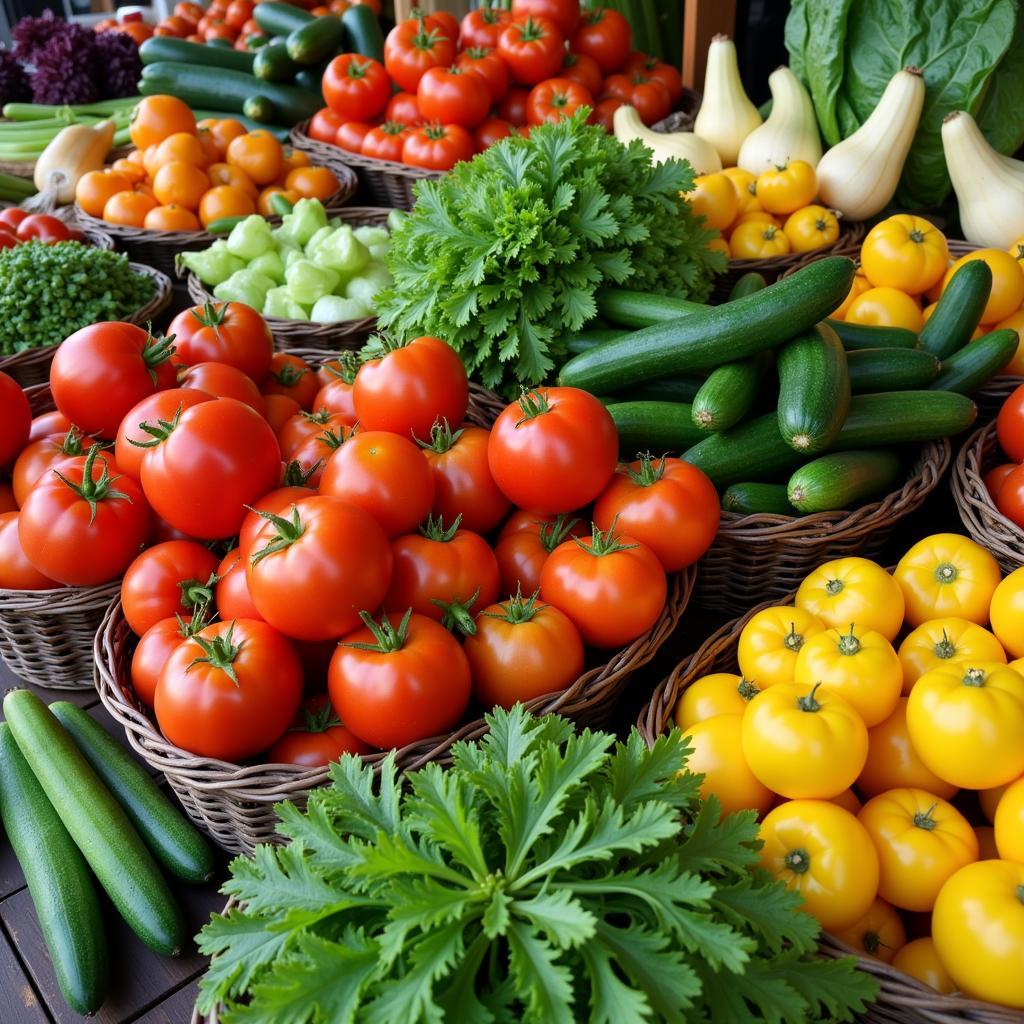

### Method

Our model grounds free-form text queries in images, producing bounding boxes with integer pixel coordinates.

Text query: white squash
[32,120,115,206]
[737,66,822,172]
[693,35,762,166]
[815,67,924,221]
[942,110,1024,249]
[613,105,722,174]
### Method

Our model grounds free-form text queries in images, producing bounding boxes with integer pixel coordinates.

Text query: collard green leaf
[976,11,1024,156]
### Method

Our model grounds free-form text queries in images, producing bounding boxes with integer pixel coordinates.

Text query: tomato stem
[317,425,351,451]
[140,325,176,385]
[51,445,131,525]
[796,682,823,713]
[934,561,958,584]
[271,363,309,388]
[420,513,462,543]
[130,403,185,449]
[573,518,638,558]
[344,609,412,654]
[912,802,938,831]
[188,622,243,686]
[862,931,882,955]
[433,588,480,635]
[962,666,986,687]
[515,387,552,423]
[933,629,957,660]
[250,503,305,564]
[282,459,318,487]
[322,351,360,385]
[783,622,805,652]
[485,584,542,625]
[417,417,464,454]
[179,572,217,612]
[824,577,844,597]
[539,513,580,553]
[513,16,550,41]
[291,700,342,734]
[626,453,667,487]
[837,623,861,656]
[783,848,810,874]
[737,677,760,701]
[192,300,228,333]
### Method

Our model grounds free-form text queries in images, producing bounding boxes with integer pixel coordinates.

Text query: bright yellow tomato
[795,557,904,641]
[721,167,762,216]
[907,661,1024,789]
[737,606,826,688]
[1009,236,1024,266]
[829,267,871,320]
[976,825,1000,859]
[755,160,817,215]
[933,860,1024,1008]
[783,205,840,253]
[980,778,1018,823]
[774,788,862,815]
[990,567,1024,659]
[891,937,955,993]
[685,714,775,817]
[674,672,759,730]
[831,897,906,963]
[729,208,778,233]
[858,788,978,912]
[845,287,923,332]
[894,533,1002,627]
[995,309,1024,375]
[689,172,740,231]
[793,624,902,727]
[897,616,1006,694]
[944,247,1024,324]
[741,682,867,798]
[859,214,949,294]
[758,799,879,931]
[1012,657,1024,674]
[729,220,791,259]
[857,697,958,800]
[995,775,1024,863]
[706,234,730,257]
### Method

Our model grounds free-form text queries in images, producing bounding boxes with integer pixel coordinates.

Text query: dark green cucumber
[342,4,385,61]
[254,42,300,82]
[3,691,186,957]
[139,36,254,72]
[721,482,795,515]
[0,724,107,1015]
[254,0,313,36]
[617,376,705,404]
[847,348,941,392]
[682,413,809,488]
[606,401,705,454]
[787,450,902,513]
[727,272,767,300]
[825,318,918,351]
[918,260,992,359]
[595,288,706,328]
[833,391,978,448]
[243,95,278,123]
[776,323,850,453]
[293,67,326,98]
[929,329,1019,394]
[561,257,856,394]
[50,703,215,884]
[691,354,765,432]
[287,15,345,64]
[564,329,627,354]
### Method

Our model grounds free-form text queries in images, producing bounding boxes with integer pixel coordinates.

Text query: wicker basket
[177,207,392,352]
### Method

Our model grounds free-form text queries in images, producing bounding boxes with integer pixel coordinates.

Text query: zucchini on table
[605,401,705,453]
[691,355,766,433]
[787,450,902,513]
[928,328,1018,394]
[776,323,850,453]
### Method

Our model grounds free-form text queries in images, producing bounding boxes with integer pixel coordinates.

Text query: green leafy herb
[197,706,876,1023]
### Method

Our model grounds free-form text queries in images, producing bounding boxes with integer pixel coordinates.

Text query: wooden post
[682,0,738,91]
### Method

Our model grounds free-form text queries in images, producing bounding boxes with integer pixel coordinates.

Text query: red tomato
[527,77,593,124]
[588,97,623,132]
[319,431,435,538]
[384,17,457,93]
[16,214,70,243]
[131,614,200,706]
[459,7,513,49]
[260,352,318,410]
[512,0,579,36]
[540,524,667,647]
[323,54,392,120]
[385,91,423,125]
[150,516,195,544]
[328,610,470,748]
[313,375,358,422]
[28,409,70,444]
[985,462,1019,502]
[996,464,1024,527]
[361,121,413,162]
[624,74,671,124]
[175,1,204,23]
[0,371,30,467]
[215,547,262,620]
[315,351,360,389]
[237,483,315,554]
[267,694,372,765]
[224,0,253,29]
[624,51,683,102]
[288,419,355,486]
[50,322,177,439]
[12,427,103,506]
[308,107,345,143]
[401,122,475,169]
[120,540,219,636]
[178,361,266,415]
[264,394,302,434]
[19,448,151,587]
[498,86,531,125]
[494,510,585,596]
[599,73,633,101]
[0,208,28,231]
[114,387,213,480]
[455,47,510,104]
[335,121,376,153]
[593,455,719,571]
[0,512,56,590]
[998,384,1024,462]
[571,7,631,73]
[277,408,341,459]
[474,116,515,149]
[426,9,459,43]
[557,51,601,96]
[155,618,303,760]
[465,591,584,708]
[497,16,565,85]
[139,397,280,540]
[0,483,15,514]
[488,387,618,513]
[0,230,19,249]
[168,301,273,384]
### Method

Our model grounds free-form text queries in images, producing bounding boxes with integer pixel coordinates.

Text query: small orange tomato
[783,204,840,253]
[103,190,158,227]
[208,119,249,158]
[196,128,221,167]
[152,131,208,169]
[285,165,339,200]
[198,185,256,227]
[891,937,955,993]
[144,204,202,231]
[129,95,196,151]
[943,247,1024,324]
[830,267,870,320]
[109,158,146,184]
[152,161,210,210]
[75,170,133,218]
[280,146,311,174]
[257,186,300,217]
[707,235,730,257]
[206,162,259,199]
[226,130,284,186]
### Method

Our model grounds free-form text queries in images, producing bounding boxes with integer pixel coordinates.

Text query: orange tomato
[280,146,311,175]
[204,23,238,43]
[152,131,209,169]
[207,119,248,156]
[126,148,147,168]
[284,165,338,200]
[226,130,284,186]
[257,186,300,216]
[133,181,155,199]
[175,2,205,22]
[118,22,153,43]
[152,161,210,209]
[845,287,924,332]
[75,170,133,218]
[158,14,194,36]
[103,190,158,227]
[141,144,162,180]
[198,185,256,226]
[206,162,259,199]
[144,204,202,231]
[996,309,1024,376]
[129,95,196,150]
[831,267,871,320]
[196,128,221,167]
[688,172,740,231]
[225,0,254,28]
[707,235,730,257]
[197,117,218,131]
[109,158,146,183]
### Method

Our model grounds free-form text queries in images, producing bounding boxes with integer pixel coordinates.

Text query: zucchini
[49,702,215,885]
[243,95,277,123]
[929,329,1019,394]
[564,329,627,355]
[787,450,902,513]
[834,391,978,448]
[728,272,767,300]
[287,15,345,65]
[342,4,385,62]
[776,323,850,452]
[3,690,186,957]
[825,318,918,351]
[561,257,856,394]
[254,0,313,36]
[595,288,706,328]
[605,401,705,454]
[682,414,809,488]
[721,482,795,515]
[847,347,941,392]
[918,260,992,359]
[139,36,254,73]
[617,376,705,404]
[293,67,326,98]
[254,42,300,82]
[0,724,107,1015]
[691,354,766,432]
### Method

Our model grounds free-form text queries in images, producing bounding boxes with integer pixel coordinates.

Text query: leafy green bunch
[377,112,724,396]
[197,707,876,1024]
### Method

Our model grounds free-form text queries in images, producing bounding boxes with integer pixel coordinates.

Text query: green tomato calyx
[837,624,861,656]
[784,848,810,874]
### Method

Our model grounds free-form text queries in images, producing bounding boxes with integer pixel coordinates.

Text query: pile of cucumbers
[560,256,1016,515]
[138,2,383,128]
[0,691,215,1015]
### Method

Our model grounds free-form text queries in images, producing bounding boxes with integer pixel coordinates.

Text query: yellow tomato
[831,897,906,962]
[857,698,958,800]
[907,661,1024,789]
[729,208,778,231]
[741,683,867,798]
[783,205,840,253]
[685,714,774,817]
[932,860,1024,1008]
[706,234,730,257]
[990,567,1024,659]
[995,309,1024,375]
[755,160,817,215]
[859,214,949,294]
[829,267,871,320]
[793,624,902,727]
[975,825,1000,859]
[894,533,1002,627]
[980,778,1017,823]
[1009,236,1024,266]
[845,287,924,332]
[737,606,826,687]
[721,166,761,215]
[828,787,863,815]
[891,937,955,994]
[897,616,1006,694]
[995,775,1024,863]
[1012,657,1024,674]
[674,672,759,730]
[944,247,1024,324]
[795,557,904,641]
[689,172,740,231]
[758,800,879,931]
[729,220,791,259]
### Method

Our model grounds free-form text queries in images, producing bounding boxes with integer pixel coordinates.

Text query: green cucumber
[833,391,978,448]
[564,329,627,354]
[682,414,808,488]
[254,42,300,82]
[0,724,107,1015]
[342,4,385,61]
[561,257,856,394]
[825,318,918,351]
[787,450,902,513]
[595,288,706,328]
[617,376,705,404]
[206,37,234,49]
[254,0,314,36]
[243,95,277,122]
[918,260,992,359]
[776,323,850,452]
[721,482,795,515]
[727,272,767,300]
[287,15,345,65]
[140,36,255,72]
[929,329,1019,394]
[846,347,941,392]
[605,401,705,454]
[293,67,326,98]
[3,691,186,957]
[49,703,215,885]
[691,354,766,432]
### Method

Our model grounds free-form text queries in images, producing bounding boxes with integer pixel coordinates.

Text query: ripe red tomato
[599,73,633,101]
[319,431,435,538]
[384,17,457,93]
[465,591,584,709]
[0,229,18,250]
[264,395,302,435]
[267,694,372,765]
[19,448,151,587]
[155,618,303,760]
[498,86,531,125]
[315,351,359,389]
[277,408,343,458]
[512,0,579,37]
[120,540,219,636]
[385,91,423,125]
[417,66,491,129]
[985,462,1019,502]
[16,213,71,243]
[308,107,345,143]
[361,121,412,162]
[132,614,199,706]
[455,47,510,104]
[560,50,603,95]
[527,77,593,124]
[237,484,315,555]
[498,16,565,85]
[622,74,671,124]
[288,420,355,486]
[28,409,71,444]
[50,322,177,439]
[178,361,266,415]
[313,374,358,422]
[215,547,262,620]
[488,387,618,513]
[260,352,318,410]
[624,51,683,102]
[571,7,631,73]
[114,388,213,480]
[996,464,1024,527]
[401,122,475,169]
[323,54,392,120]
[335,121,376,153]
[593,455,719,571]
[540,524,667,647]
[0,483,15,515]
[139,397,280,540]
[0,512,56,590]
[494,511,585,596]
[588,97,623,132]
[328,610,471,748]
[459,8,512,49]
[0,372,29,467]
[224,0,253,29]
[426,9,459,43]
[474,116,515,149]
[12,427,103,506]
[0,208,28,231]
[168,301,273,384]
[998,384,1024,462]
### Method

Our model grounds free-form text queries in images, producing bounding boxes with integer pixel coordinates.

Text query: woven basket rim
[727,219,866,273]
